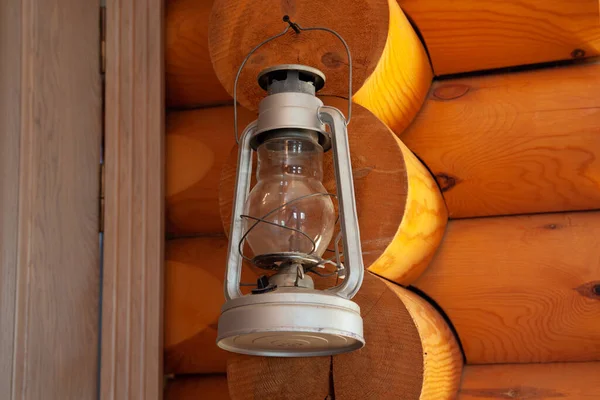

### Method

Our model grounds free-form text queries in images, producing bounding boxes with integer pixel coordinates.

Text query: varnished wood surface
[413,211,600,364]
[353,0,433,136]
[166,106,255,236]
[402,62,600,219]
[399,0,600,75]
[218,97,446,285]
[165,375,230,400]
[102,0,165,398]
[0,0,22,393]
[164,237,257,374]
[386,283,463,400]
[208,0,390,110]
[459,362,600,399]
[332,272,425,400]
[368,139,447,285]
[0,0,101,398]
[166,0,231,108]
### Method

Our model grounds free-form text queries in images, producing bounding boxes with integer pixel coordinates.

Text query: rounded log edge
[352,0,433,136]
[384,280,464,400]
[368,137,448,285]
[207,0,432,138]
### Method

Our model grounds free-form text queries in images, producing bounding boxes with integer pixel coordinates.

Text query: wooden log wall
[208,0,433,136]
[401,62,600,219]
[412,211,600,365]
[164,237,258,374]
[458,362,600,399]
[165,0,600,397]
[165,374,230,399]
[398,0,600,75]
[166,0,231,108]
[166,107,255,235]
[227,272,463,400]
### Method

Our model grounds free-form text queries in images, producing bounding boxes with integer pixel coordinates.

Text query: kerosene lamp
[217,18,365,357]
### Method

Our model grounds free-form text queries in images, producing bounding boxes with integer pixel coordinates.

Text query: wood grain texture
[166,0,231,108]
[398,0,600,75]
[368,139,448,284]
[226,272,463,399]
[228,356,331,400]
[207,0,432,136]
[166,106,255,236]
[459,362,600,399]
[101,0,165,398]
[401,62,600,219]
[165,375,230,400]
[209,0,389,110]
[332,272,425,400]
[164,237,257,374]
[219,97,446,285]
[0,0,101,398]
[353,0,433,136]
[0,0,22,393]
[385,283,463,400]
[413,211,600,364]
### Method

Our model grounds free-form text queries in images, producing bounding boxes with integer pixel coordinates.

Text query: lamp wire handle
[233,16,353,144]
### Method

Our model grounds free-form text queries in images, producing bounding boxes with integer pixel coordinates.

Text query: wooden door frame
[101,0,165,398]
[0,0,102,398]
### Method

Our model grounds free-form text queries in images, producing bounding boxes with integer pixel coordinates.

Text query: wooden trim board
[101,0,166,399]
[0,0,102,397]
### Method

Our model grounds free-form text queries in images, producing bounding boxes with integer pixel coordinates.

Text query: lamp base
[217,289,364,357]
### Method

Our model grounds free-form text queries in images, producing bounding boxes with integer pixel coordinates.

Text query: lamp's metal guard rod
[319,106,364,299]
[233,16,353,144]
[225,121,257,300]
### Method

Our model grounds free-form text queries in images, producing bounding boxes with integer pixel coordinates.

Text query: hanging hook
[282,15,301,34]
[233,17,353,144]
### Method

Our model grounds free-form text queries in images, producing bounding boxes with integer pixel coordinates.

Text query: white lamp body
[217,65,365,357]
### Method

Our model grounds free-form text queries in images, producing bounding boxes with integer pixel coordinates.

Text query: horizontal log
[459,362,600,399]
[166,0,231,108]
[219,97,447,285]
[227,356,331,400]
[398,0,600,75]
[401,62,600,218]
[228,272,463,400]
[208,0,432,136]
[165,375,230,400]
[413,211,600,364]
[166,106,255,236]
[164,237,258,374]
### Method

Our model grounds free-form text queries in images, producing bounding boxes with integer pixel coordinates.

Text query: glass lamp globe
[244,133,335,260]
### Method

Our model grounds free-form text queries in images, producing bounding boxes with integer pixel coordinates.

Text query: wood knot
[571,48,586,59]
[574,281,600,300]
[321,52,344,68]
[460,386,563,399]
[435,173,461,192]
[433,84,470,101]
[543,223,559,230]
